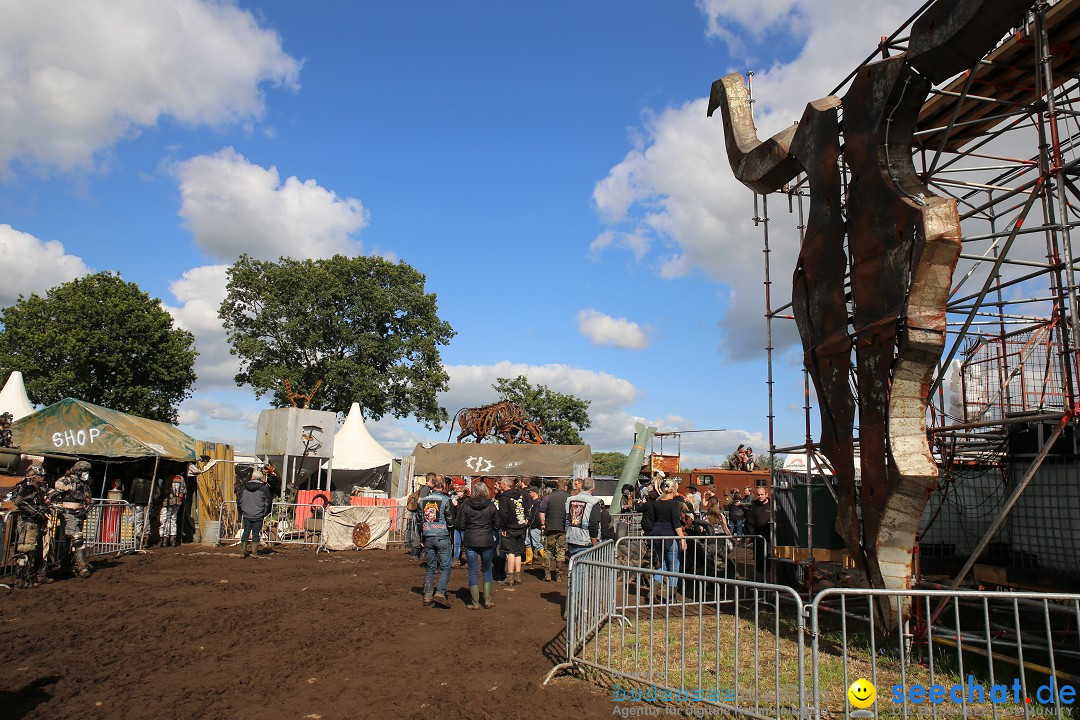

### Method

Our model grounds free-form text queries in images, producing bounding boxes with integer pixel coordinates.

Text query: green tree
[0,272,197,423]
[592,451,629,477]
[219,254,455,428]
[492,375,591,445]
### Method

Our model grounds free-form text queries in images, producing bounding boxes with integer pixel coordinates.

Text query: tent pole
[140,457,159,550]
[326,460,333,492]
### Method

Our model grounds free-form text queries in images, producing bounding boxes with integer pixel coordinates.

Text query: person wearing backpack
[416,474,455,607]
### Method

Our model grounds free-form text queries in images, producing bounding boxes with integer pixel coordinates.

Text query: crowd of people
[406,472,619,609]
[405,469,773,608]
[628,471,773,597]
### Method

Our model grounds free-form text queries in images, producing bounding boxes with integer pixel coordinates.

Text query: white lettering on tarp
[51,426,104,448]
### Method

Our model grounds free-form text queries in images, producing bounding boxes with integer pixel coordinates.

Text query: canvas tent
[410,443,592,478]
[0,371,35,421]
[322,403,395,493]
[11,397,196,460]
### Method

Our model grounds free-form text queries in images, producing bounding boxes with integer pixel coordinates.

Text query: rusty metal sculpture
[283,379,322,409]
[454,400,545,444]
[710,0,1034,629]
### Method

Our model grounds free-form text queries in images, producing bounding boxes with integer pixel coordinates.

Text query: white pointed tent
[0,371,35,420]
[322,403,395,493]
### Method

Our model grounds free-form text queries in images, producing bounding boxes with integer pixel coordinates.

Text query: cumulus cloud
[592,0,916,360]
[0,0,300,173]
[577,309,649,349]
[177,148,369,260]
[0,224,90,305]
[163,264,236,389]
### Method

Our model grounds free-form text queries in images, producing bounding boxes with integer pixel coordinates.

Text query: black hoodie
[454,496,502,548]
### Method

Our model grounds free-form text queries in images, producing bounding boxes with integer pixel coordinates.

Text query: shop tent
[11,397,197,460]
[0,371,35,420]
[322,402,395,493]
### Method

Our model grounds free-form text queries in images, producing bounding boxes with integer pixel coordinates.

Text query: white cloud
[441,361,639,420]
[592,0,917,360]
[696,0,806,51]
[0,224,90,305]
[177,148,369,260]
[163,264,236,389]
[577,309,649,349]
[0,0,300,173]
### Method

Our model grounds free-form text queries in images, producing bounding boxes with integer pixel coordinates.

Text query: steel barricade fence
[83,499,138,558]
[568,540,808,720]
[218,501,325,546]
[612,512,643,537]
[808,588,1080,720]
[615,533,769,602]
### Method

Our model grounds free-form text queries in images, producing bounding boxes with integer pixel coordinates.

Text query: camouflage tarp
[11,397,197,460]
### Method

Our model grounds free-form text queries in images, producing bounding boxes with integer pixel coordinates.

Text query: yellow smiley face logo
[848,678,876,709]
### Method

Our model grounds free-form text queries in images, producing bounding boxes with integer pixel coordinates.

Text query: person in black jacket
[455,480,502,609]
[497,476,530,586]
[539,477,569,582]
[745,486,773,580]
[238,470,273,558]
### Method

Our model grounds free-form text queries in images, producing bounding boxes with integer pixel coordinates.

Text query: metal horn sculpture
[710,0,1034,630]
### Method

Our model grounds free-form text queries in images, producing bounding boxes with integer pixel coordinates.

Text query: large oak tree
[219,254,455,428]
[0,272,197,423]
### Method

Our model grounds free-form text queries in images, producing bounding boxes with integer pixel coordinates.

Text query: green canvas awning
[11,397,197,460]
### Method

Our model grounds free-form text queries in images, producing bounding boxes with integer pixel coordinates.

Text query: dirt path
[1,545,612,720]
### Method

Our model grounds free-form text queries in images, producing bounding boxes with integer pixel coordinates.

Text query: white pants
[160,506,179,541]
[133,505,150,546]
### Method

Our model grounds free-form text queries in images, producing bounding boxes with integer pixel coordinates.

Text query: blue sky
[0,0,921,466]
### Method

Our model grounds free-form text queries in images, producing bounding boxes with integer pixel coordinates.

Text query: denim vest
[419,492,452,538]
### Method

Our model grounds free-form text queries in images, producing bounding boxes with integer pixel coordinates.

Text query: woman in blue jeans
[454,481,502,609]
[645,479,687,602]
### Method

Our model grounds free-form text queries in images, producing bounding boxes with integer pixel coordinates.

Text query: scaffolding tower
[756,0,1080,586]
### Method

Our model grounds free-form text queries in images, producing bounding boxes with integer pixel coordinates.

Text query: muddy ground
[1,544,614,720]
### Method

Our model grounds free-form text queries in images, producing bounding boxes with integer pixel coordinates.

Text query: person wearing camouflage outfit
[11,464,52,587]
[48,460,94,577]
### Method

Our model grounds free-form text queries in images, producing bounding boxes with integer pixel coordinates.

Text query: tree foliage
[492,375,591,445]
[0,272,197,423]
[592,451,629,477]
[219,254,455,428]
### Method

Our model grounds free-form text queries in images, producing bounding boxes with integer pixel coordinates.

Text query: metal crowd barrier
[557,544,1080,720]
[83,499,139,557]
[615,533,768,597]
[611,512,643,537]
[218,501,325,546]
[808,588,1080,720]
[556,537,807,720]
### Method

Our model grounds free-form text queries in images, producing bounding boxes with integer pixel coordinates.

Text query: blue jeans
[465,546,494,585]
[652,538,680,588]
[423,535,452,597]
[526,528,542,551]
[730,518,744,536]
[241,517,264,544]
[453,529,464,561]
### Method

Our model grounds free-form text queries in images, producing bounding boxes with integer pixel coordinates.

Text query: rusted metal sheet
[712,0,1033,629]
[787,96,862,579]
